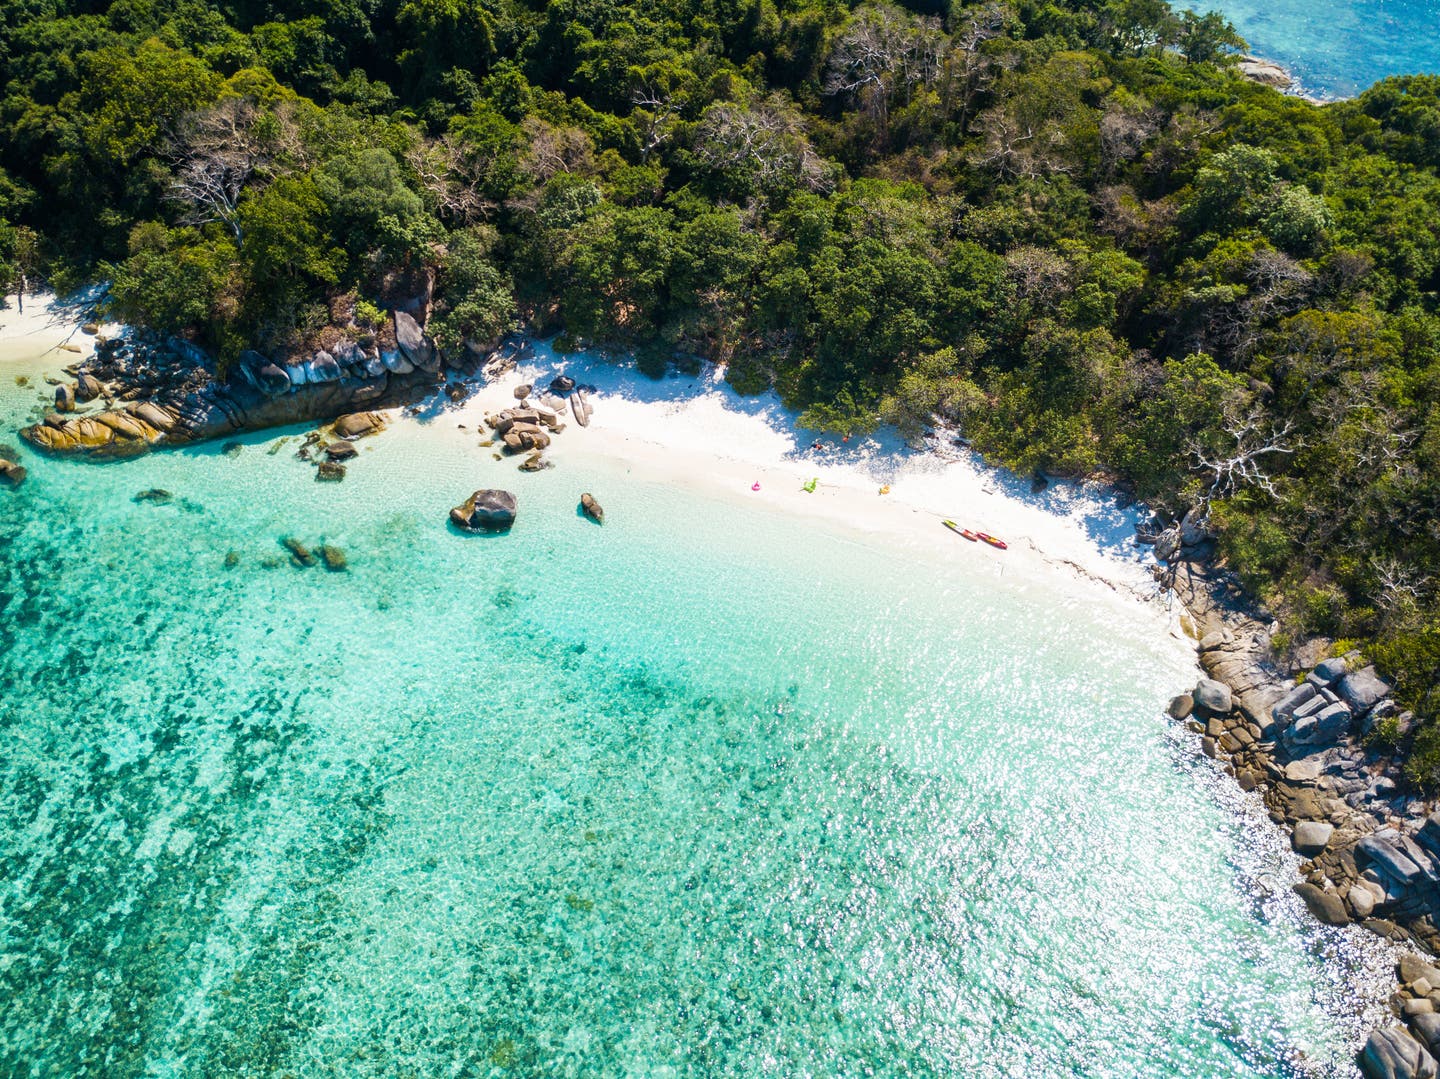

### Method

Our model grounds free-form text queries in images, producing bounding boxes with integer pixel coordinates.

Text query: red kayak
[976,532,1008,550]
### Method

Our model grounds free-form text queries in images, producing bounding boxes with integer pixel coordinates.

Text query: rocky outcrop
[1237,55,1293,90]
[18,316,512,459]
[450,489,517,533]
[1154,539,1432,1071]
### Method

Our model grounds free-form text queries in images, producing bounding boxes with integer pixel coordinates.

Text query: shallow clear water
[1184,0,1440,98]
[0,331,1393,1077]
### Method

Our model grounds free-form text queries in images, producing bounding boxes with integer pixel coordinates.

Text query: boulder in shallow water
[334,411,386,440]
[580,492,603,524]
[0,458,26,488]
[132,488,174,504]
[316,460,346,482]
[1193,678,1232,715]
[1293,882,1349,925]
[550,374,576,394]
[55,383,76,412]
[318,544,347,572]
[1361,1027,1438,1079]
[325,441,358,461]
[450,489,517,533]
[1166,693,1193,720]
[518,451,549,472]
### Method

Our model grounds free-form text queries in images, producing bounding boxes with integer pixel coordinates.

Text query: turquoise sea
[1186,0,1440,98]
[0,323,1395,1077]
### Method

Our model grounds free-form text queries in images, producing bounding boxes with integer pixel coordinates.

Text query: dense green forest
[1,0,1438,769]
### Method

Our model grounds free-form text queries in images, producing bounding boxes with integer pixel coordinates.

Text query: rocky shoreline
[1154,529,1439,1077]
[16,308,523,459]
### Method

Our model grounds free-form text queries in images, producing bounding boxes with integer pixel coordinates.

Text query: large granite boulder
[334,411,386,439]
[1340,666,1392,714]
[1193,678,1232,715]
[1293,821,1334,855]
[1179,505,1212,546]
[1361,1028,1438,1079]
[1313,656,1349,684]
[1293,882,1349,925]
[1272,682,1317,725]
[1413,1013,1440,1057]
[76,373,104,402]
[502,424,550,452]
[394,310,438,372]
[257,363,291,395]
[310,350,343,383]
[580,492,604,523]
[1285,701,1353,747]
[380,348,414,375]
[450,489,517,533]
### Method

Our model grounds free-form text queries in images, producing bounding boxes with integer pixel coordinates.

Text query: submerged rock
[316,460,346,482]
[450,489,517,533]
[518,451,549,472]
[318,543,348,572]
[0,458,25,488]
[580,492,604,524]
[132,488,174,504]
[281,536,317,567]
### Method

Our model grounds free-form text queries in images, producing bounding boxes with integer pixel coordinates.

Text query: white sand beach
[432,341,1188,634]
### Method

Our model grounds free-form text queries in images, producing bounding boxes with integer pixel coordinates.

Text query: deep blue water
[1187,0,1440,98]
